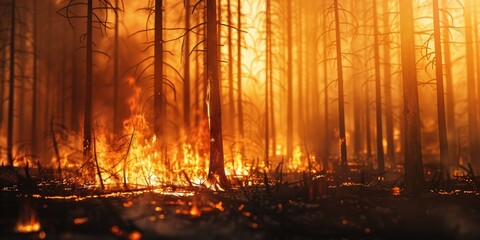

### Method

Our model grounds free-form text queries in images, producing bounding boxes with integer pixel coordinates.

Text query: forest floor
[1,165,480,239]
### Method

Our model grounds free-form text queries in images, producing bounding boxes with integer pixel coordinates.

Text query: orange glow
[1,0,477,194]
[16,202,41,233]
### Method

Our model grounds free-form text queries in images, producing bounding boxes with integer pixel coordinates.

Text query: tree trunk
[383,0,395,167]
[194,6,201,127]
[442,0,456,173]
[353,77,362,158]
[286,0,293,160]
[71,28,79,132]
[333,0,348,173]
[0,44,5,132]
[268,0,276,157]
[296,1,304,143]
[83,0,94,180]
[206,0,230,189]
[464,0,480,171]
[7,0,15,166]
[265,0,271,167]
[154,0,164,137]
[365,70,372,161]
[433,0,449,176]
[184,0,191,130]
[226,0,234,135]
[31,0,38,158]
[237,0,244,143]
[399,0,425,195]
[113,0,120,133]
[322,16,330,170]
[373,0,385,173]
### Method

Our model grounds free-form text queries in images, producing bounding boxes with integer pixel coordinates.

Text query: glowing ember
[392,186,401,196]
[73,217,88,225]
[16,202,41,233]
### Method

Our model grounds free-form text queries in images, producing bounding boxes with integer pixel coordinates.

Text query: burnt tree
[154,0,165,137]
[399,0,425,195]
[206,0,230,189]
[6,0,15,166]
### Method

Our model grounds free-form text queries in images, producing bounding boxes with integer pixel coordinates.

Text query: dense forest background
[1,0,479,193]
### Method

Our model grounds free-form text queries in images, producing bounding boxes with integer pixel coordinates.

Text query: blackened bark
[113,0,120,133]
[333,0,348,172]
[399,0,425,195]
[433,0,449,176]
[464,0,480,171]
[237,0,244,143]
[286,0,293,160]
[154,0,164,137]
[83,0,94,179]
[184,0,191,130]
[373,0,385,173]
[7,0,15,166]
[383,0,395,166]
[206,0,230,189]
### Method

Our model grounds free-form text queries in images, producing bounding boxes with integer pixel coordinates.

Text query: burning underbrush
[4,111,322,192]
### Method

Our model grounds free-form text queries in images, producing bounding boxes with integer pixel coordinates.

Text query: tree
[265,0,271,166]
[6,0,15,166]
[432,0,449,176]
[286,0,293,160]
[237,0,244,145]
[226,0,234,135]
[113,0,121,133]
[206,0,230,189]
[31,0,38,159]
[442,0,456,174]
[373,0,385,173]
[464,0,480,172]
[83,0,94,179]
[333,0,348,173]
[183,0,191,130]
[383,0,395,167]
[154,0,164,137]
[399,0,425,195]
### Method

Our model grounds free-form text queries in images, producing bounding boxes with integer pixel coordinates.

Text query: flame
[392,186,401,196]
[16,201,41,233]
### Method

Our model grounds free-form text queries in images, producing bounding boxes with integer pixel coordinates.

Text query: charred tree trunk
[71,28,79,132]
[399,0,425,195]
[31,0,38,158]
[373,0,385,173]
[206,0,230,189]
[83,0,94,179]
[226,0,234,135]
[18,10,26,143]
[333,0,348,172]
[442,0,456,173]
[322,17,330,170]
[113,0,120,133]
[296,1,304,141]
[154,0,164,137]
[0,45,5,131]
[433,0,449,176]
[268,0,276,157]
[383,0,395,167]
[184,0,191,130]
[365,71,372,161]
[7,0,15,166]
[353,78,362,158]
[286,0,293,160]
[474,3,480,171]
[237,0,244,144]
[194,7,202,127]
[464,0,480,171]
[265,0,271,167]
